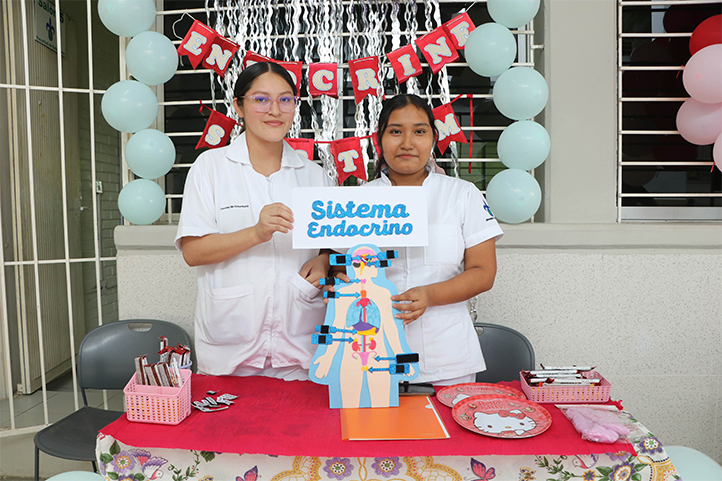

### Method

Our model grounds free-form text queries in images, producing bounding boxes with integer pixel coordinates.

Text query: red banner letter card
[178,20,217,69]
[432,103,467,154]
[308,63,338,98]
[196,109,237,150]
[202,35,240,76]
[286,138,315,161]
[443,12,476,50]
[242,51,274,69]
[415,27,459,74]
[276,61,303,94]
[386,45,423,83]
[348,56,381,104]
[331,137,367,183]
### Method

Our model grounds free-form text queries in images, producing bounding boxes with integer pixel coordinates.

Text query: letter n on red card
[196,110,236,150]
[202,35,240,76]
[387,45,423,83]
[331,137,367,183]
[348,56,381,104]
[177,20,217,69]
[286,138,315,161]
[308,63,338,98]
[432,103,467,154]
[443,13,476,50]
[415,27,459,74]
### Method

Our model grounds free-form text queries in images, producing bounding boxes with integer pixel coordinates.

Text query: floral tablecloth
[96,410,680,481]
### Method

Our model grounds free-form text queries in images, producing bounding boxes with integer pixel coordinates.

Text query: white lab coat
[365,170,503,383]
[175,133,332,376]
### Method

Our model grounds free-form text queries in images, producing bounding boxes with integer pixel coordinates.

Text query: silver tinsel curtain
[205,0,458,182]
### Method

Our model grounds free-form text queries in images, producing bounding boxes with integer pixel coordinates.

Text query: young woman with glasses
[175,61,332,379]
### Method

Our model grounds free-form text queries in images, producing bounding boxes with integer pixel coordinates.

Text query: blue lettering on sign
[305,199,414,239]
[309,200,410,220]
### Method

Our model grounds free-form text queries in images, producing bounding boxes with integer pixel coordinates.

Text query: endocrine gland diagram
[310,244,419,409]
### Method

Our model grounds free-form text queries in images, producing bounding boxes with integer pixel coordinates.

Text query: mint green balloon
[126,31,178,85]
[465,23,516,78]
[492,67,548,120]
[118,179,166,225]
[47,472,104,481]
[488,0,541,29]
[126,129,176,179]
[485,169,541,224]
[498,121,550,170]
[101,80,158,133]
[98,0,155,37]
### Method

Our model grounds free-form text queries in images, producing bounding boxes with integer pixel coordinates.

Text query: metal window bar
[0,0,114,437]
[156,0,536,222]
[616,0,722,222]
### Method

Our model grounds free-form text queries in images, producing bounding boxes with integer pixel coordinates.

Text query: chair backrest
[78,319,192,392]
[473,322,535,383]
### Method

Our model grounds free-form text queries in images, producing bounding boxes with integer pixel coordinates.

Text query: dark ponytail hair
[233,62,298,132]
[373,94,438,179]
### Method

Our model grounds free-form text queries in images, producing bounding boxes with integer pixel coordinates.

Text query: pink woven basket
[123,369,192,425]
[520,370,611,404]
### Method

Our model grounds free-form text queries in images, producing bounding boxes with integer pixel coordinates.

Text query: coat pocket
[419,305,470,370]
[201,283,256,344]
[286,274,326,339]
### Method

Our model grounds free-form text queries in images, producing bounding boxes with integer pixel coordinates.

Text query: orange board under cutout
[340,396,450,441]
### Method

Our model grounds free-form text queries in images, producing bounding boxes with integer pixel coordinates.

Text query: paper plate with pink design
[452,394,552,438]
[437,383,525,408]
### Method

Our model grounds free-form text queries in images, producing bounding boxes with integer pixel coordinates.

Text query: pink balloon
[683,44,722,103]
[714,132,722,171]
[676,98,722,145]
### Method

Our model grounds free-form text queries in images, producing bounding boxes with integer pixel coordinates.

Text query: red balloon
[690,14,722,55]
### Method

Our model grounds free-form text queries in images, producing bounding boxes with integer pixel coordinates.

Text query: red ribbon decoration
[308,63,338,98]
[348,56,382,104]
[285,138,315,161]
[443,12,476,50]
[449,94,475,172]
[415,26,459,74]
[330,137,367,183]
[387,44,423,83]
[498,410,525,420]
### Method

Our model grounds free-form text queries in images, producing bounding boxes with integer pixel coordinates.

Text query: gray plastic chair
[33,319,192,481]
[474,322,535,382]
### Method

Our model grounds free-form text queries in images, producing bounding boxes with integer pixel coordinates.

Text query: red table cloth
[101,374,635,457]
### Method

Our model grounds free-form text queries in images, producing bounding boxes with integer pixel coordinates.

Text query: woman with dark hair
[175,62,332,379]
[366,94,504,385]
